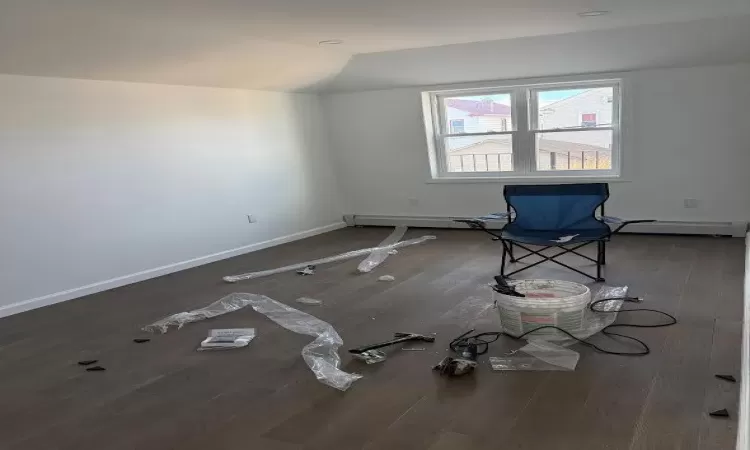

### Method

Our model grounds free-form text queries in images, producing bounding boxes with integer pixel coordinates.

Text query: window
[580,113,597,127]
[449,119,465,134]
[423,79,621,179]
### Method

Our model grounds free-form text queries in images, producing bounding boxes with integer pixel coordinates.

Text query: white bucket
[493,279,591,338]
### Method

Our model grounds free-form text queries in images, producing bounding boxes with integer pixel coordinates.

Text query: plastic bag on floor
[490,340,579,371]
[143,293,361,391]
[223,235,436,283]
[357,226,407,273]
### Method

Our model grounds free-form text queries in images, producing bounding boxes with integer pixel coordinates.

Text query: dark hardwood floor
[0,227,743,449]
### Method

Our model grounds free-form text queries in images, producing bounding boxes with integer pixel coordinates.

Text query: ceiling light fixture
[318,39,343,45]
[577,10,611,17]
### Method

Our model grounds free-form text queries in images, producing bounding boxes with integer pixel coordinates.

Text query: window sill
[425,176,630,184]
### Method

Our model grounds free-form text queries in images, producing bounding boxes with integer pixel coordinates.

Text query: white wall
[0,74,343,314]
[323,63,750,223]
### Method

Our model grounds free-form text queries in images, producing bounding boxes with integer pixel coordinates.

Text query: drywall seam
[0,222,346,318]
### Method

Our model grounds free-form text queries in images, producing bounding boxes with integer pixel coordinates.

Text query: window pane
[536,87,614,130]
[445,135,513,172]
[443,94,512,134]
[536,130,612,171]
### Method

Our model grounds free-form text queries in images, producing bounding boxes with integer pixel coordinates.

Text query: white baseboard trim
[343,214,748,237]
[738,232,750,450]
[0,222,347,318]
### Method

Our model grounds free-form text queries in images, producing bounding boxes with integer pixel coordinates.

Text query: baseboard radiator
[343,215,748,238]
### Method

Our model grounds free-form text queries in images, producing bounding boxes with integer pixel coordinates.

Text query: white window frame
[423,77,622,181]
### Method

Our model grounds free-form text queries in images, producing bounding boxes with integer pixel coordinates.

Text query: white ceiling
[318,15,750,92]
[15,0,749,54]
[1,0,749,90]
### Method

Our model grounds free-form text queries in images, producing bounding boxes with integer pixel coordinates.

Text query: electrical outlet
[246,214,257,223]
[683,198,698,209]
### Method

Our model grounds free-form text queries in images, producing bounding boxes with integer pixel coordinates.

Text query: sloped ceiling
[317,15,750,92]
[0,1,749,91]
[0,1,352,91]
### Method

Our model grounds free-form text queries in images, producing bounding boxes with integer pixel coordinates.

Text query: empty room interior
[2,1,750,449]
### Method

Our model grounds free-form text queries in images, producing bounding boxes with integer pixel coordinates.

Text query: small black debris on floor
[133,338,151,343]
[715,374,737,383]
[77,360,98,366]
[708,408,730,418]
[85,366,106,372]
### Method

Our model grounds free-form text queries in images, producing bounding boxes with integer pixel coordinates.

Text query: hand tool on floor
[433,356,477,376]
[434,330,480,377]
[349,332,435,363]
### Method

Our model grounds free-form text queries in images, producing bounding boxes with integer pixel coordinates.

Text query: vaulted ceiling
[1,0,749,90]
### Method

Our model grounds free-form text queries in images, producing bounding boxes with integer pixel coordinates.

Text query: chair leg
[509,242,516,262]
[596,241,605,282]
[500,241,508,278]
[601,242,607,265]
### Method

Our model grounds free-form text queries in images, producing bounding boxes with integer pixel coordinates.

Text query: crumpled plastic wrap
[142,294,255,333]
[223,235,436,283]
[143,293,362,391]
[246,293,362,391]
[357,226,407,273]
[490,340,580,371]
[578,285,630,338]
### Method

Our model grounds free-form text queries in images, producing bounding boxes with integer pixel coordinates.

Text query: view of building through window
[438,85,616,175]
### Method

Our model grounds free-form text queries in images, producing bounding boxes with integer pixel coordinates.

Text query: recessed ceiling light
[577,10,611,17]
[318,39,343,45]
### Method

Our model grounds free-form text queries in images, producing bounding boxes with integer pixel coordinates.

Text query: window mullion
[513,87,532,174]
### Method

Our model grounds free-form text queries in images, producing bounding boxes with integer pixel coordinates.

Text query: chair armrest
[480,212,511,221]
[609,219,657,234]
[453,215,505,239]
[599,215,624,224]
[453,218,488,230]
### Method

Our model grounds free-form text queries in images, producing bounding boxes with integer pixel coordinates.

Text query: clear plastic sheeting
[143,294,256,334]
[143,293,362,391]
[296,297,323,305]
[578,285,630,338]
[240,293,362,391]
[490,341,579,371]
[223,235,436,283]
[357,226,408,273]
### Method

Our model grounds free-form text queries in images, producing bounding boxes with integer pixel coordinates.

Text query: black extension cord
[449,297,677,357]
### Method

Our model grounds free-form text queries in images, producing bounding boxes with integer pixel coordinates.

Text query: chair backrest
[504,183,609,231]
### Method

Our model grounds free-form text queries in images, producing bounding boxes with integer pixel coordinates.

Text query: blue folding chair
[456,183,652,282]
